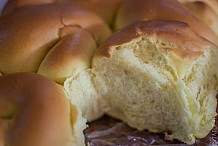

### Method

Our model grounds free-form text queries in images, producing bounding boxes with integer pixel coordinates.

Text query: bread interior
[94,36,218,143]
[65,36,218,144]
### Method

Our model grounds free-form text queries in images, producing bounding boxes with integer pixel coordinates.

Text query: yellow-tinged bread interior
[70,104,87,146]
[2,0,217,145]
[93,38,217,144]
[64,68,108,121]
[65,20,218,144]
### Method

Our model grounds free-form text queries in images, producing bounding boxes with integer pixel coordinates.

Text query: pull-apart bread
[65,20,218,144]
[0,3,111,84]
[0,0,218,145]
[0,3,111,122]
[0,72,86,146]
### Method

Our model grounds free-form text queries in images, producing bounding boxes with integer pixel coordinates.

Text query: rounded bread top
[96,20,216,61]
[177,0,218,36]
[0,72,75,146]
[114,0,218,45]
[0,3,111,83]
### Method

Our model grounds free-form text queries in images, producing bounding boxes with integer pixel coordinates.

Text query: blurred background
[0,0,8,13]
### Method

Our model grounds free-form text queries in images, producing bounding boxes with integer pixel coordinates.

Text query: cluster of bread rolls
[0,0,217,145]
[0,2,111,84]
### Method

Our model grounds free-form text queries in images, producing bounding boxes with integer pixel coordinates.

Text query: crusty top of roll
[96,20,215,61]
[114,0,218,45]
[65,0,124,25]
[0,3,111,84]
[2,0,123,25]
[1,0,53,16]
[0,72,76,146]
[177,0,218,36]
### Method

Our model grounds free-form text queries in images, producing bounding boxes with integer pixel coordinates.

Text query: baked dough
[114,0,218,45]
[0,3,110,84]
[65,20,218,144]
[0,72,86,146]
[178,0,218,36]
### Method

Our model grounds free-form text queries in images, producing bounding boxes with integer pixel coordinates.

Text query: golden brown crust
[1,0,54,16]
[0,3,111,84]
[38,27,97,83]
[72,0,123,25]
[0,72,75,146]
[177,0,218,36]
[178,0,218,16]
[2,0,123,25]
[115,0,218,45]
[95,20,215,61]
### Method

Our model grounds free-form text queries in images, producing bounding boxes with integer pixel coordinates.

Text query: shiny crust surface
[0,3,111,83]
[2,0,123,25]
[0,72,74,146]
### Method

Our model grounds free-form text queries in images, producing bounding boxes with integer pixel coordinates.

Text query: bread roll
[0,72,86,146]
[65,20,218,144]
[114,0,218,46]
[0,3,111,84]
[178,0,218,36]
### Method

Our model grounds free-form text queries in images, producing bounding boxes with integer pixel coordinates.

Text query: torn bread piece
[65,20,218,144]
